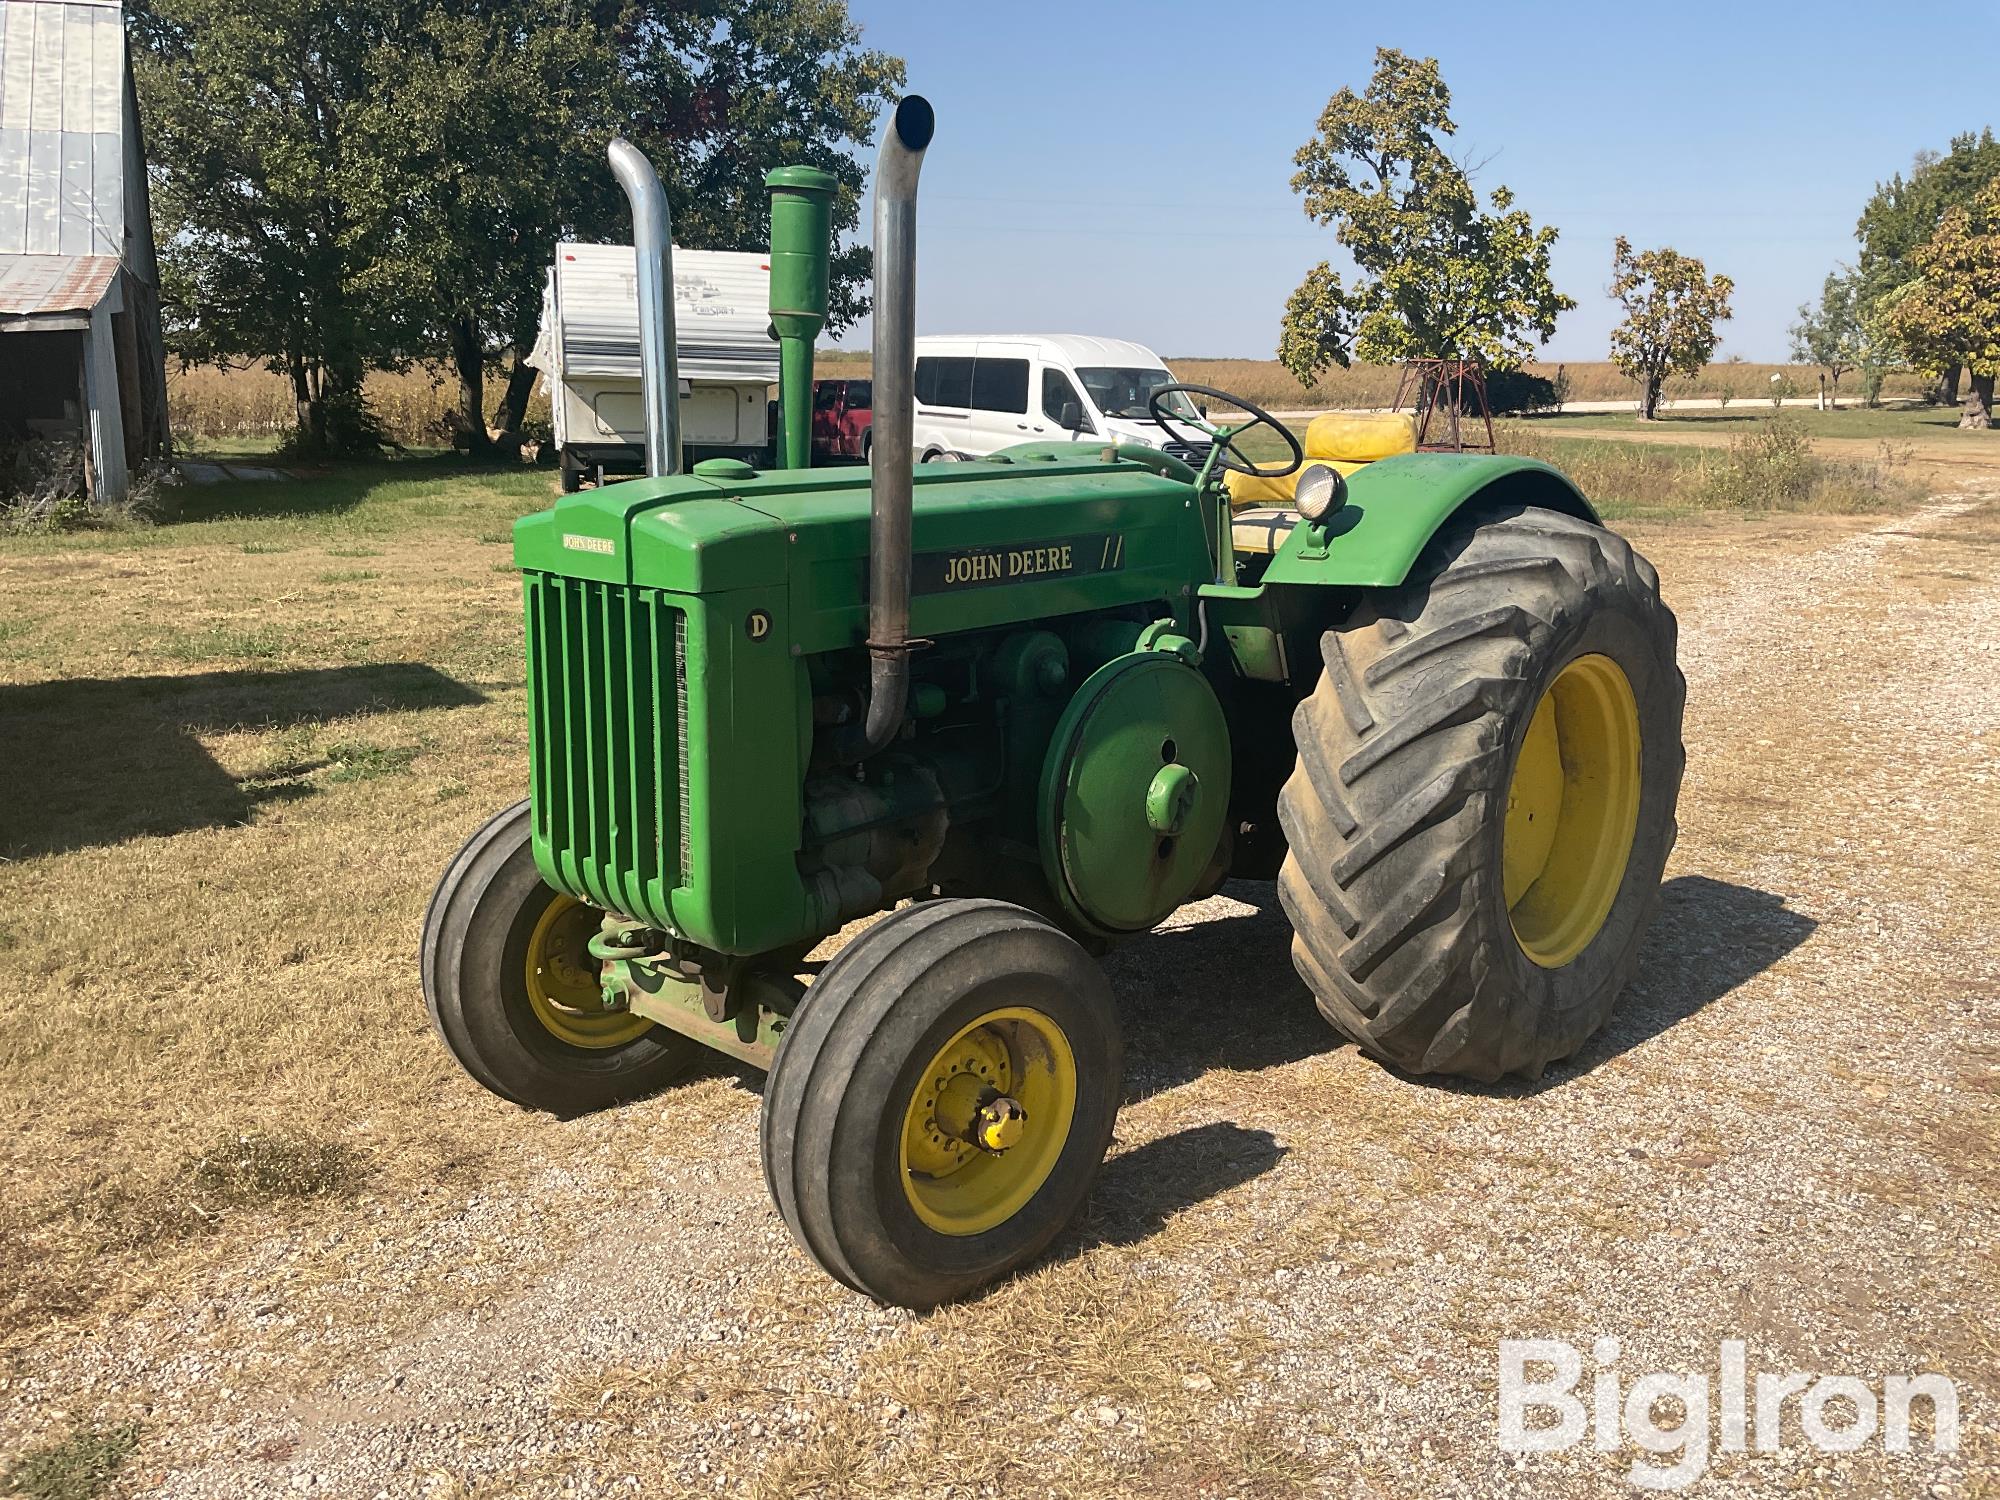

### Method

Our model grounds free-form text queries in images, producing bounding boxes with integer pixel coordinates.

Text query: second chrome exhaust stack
[839,94,934,762]
[608,137,682,479]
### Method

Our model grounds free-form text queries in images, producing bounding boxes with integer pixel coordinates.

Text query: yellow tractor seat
[1224,410,1418,511]
[1231,507,1300,556]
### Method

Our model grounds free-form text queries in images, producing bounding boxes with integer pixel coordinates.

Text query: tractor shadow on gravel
[1097,874,1816,1103]
[0,664,484,858]
[1428,874,1819,1098]
[1103,879,1331,1105]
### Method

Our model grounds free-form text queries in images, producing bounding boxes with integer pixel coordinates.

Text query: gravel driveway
[10,490,1998,1499]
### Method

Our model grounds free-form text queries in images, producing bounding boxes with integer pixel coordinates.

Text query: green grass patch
[0,1423,141,1500]
[156,625,288,663]
[314,569,381,584]
[0,456,556,559]
[155,624,289,663]
[325,738,421,783]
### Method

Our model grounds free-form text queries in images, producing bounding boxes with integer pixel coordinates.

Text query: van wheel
[862,431,873,468]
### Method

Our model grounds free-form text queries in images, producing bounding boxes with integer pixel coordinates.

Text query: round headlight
[1294,462,1345,522]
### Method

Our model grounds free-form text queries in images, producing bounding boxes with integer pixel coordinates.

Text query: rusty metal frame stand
[1392,358,1497,453]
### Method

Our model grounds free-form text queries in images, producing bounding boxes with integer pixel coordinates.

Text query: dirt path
[10,493,2000,1499]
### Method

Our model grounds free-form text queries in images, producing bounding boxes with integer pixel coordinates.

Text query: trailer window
[916,356,973,408]
[970,358,1029,414]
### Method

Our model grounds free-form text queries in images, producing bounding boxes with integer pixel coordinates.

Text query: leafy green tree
[1856,129,2000,402]
[1278,48,1573,386]
[135,0,901,455]
[352,2,623,454]
[1607,238,1734,421]
[1883,179,2000,428]
[367,0,901,453]
[132,0,407,454]
[1790,267,1875,403]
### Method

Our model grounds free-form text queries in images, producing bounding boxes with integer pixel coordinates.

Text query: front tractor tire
[422,801,697,1112]
[761,899,1122,1310]
[1278,505,1685,1083]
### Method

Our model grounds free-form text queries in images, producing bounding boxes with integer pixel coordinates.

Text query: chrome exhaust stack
[608,138,682,478]
[839,95,934,762]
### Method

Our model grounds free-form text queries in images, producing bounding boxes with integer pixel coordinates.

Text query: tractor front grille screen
[524,573,683,921]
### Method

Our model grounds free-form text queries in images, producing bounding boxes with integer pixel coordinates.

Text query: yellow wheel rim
[899,1006,1078,1237]
[1503,654,1643,968]
[524,896,652,1049]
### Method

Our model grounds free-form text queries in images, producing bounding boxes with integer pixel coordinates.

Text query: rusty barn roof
[0,249,115,313]
[0,0,129,288]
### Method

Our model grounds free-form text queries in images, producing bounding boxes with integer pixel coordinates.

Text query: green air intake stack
[765,164,837,469]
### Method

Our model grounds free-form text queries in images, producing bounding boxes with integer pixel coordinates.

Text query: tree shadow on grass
[0,663,483,858]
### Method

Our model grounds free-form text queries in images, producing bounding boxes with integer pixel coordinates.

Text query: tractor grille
[523,573,684,922]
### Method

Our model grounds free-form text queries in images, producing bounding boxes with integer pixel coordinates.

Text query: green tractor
[423,97,1684,1310]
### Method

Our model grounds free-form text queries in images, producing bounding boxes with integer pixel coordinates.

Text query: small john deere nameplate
[562,533,616,556]
[913,533,1125,594]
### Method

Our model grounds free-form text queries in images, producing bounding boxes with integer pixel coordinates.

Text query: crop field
[2,446,1997,1498]
[806,354,1934,414]
[161,357,1939,451]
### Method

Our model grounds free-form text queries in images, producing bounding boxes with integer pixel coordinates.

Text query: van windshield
[1077,367,1199,423]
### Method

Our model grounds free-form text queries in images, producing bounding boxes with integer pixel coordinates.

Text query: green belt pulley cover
[1037,649,1232,934]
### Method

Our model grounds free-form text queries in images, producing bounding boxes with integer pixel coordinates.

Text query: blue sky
[833,0,1994,362]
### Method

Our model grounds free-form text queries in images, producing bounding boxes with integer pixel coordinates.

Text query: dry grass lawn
[2,452,1997,1498]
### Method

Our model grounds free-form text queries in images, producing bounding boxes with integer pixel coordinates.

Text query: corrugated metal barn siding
[0,0,126,259]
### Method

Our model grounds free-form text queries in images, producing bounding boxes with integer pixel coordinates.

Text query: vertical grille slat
[522,574,685,927]
[675,612,691,880]
[646,591,670,910]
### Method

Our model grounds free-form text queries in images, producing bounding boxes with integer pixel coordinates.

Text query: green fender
[1258,452,1599,589]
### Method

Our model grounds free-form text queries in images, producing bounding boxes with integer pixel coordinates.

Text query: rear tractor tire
[761,899,1122,1309]
[1278,505,1685,1082]
[422,801,698,1112]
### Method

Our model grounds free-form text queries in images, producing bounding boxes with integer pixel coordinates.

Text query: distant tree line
[1278,51,1998,429]
[130,0,902,456]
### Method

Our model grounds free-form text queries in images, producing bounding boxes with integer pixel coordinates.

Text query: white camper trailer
[531,242,777,490]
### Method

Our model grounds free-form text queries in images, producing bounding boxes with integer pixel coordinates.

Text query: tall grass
[1495,413,1927,516]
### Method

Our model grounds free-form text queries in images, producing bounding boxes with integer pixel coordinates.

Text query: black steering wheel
[1147,383,1303,478]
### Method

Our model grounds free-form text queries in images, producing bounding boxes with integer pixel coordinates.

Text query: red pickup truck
[810,378,872,463]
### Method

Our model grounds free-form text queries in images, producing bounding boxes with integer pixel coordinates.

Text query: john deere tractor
[423,98,1684,1310]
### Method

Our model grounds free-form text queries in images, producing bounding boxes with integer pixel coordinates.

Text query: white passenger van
[910,334,1210,465]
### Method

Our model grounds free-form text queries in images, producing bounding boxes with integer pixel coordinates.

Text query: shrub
[1705,412,1815,507]
[1484,368,1561,415]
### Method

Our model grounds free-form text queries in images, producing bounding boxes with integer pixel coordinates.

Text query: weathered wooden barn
[0,0,168,502]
